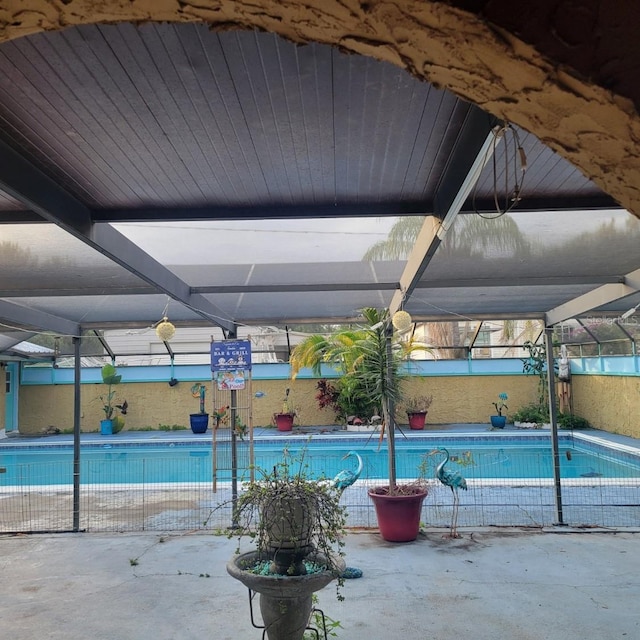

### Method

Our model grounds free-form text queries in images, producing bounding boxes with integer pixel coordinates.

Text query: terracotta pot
[274,413,294,432]
[368,486,428,542]
[407,411,427,430]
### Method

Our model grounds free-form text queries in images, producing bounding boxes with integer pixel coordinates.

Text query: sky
[113,217,400,265]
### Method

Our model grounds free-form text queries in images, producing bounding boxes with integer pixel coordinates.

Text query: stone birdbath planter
[227,551,345,640]
[227,448,347,639]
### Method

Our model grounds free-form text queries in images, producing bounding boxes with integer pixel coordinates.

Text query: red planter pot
[368,487,428,542]
[407,411,427,430]
[274,413,295,432]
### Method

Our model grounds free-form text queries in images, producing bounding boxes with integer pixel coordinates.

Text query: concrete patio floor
[0,528,638,640]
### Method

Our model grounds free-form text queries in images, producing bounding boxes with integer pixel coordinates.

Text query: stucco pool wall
[572,374,640,439]
[17,373,535,433]
[15,365,640,439]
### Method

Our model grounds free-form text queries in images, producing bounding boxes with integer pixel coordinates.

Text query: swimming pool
[1,433,639,486]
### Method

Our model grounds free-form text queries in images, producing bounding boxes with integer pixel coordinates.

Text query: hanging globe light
[392,310,413,332]
[156,317,176,341]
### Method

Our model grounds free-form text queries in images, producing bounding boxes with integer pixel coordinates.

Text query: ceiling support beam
[390,107,501,314]
[0,275,622,299]
[0,192,622,224]
[545,268,640,326]
[0,138,233,332]
[193,282,399,294]
[389,215,442,313]
[90,329,115,360]
[0,299,80,336]
[466,321,485,351]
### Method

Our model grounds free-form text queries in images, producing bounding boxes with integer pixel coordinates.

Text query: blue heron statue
[331,450,364,579]
[432,448,467,538]
[332,450,364,491]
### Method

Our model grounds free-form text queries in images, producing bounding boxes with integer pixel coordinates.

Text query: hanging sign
[211,339,252,371]
[211,340,252,390]
[214,369,247,391]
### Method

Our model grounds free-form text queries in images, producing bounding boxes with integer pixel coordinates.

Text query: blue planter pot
[490,415,507,429]
[100,419,113,435]
[189,413,209,433]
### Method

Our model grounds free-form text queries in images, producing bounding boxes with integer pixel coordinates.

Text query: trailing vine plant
[231,446,348,599]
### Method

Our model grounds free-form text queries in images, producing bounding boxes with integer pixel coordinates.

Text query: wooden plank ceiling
[0,22,635,349]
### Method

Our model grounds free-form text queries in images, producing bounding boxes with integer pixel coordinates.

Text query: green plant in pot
[226,448,347,640]
[290,307,430,542]
[189,382,209,433]
[273,387,296,432]
[99,363,127,435]
[490,392,508,429]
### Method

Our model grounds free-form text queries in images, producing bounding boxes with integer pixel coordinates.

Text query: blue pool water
[1,435,639,486]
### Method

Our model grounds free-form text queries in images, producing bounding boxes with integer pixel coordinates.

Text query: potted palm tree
[290,307,430,542]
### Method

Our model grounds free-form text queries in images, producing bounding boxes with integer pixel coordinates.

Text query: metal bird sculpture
[432,448,467,538]
[331,450,365,580]
[332,451,364,491]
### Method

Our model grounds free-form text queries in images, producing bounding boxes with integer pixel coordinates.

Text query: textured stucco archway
[1,0,639,218]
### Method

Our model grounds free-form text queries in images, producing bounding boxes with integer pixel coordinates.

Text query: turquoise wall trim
[20,362,303,385]
[570,356,640,375]
[19,355,640,385]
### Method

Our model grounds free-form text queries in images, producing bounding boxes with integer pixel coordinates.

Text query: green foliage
[512,403,549,423]
[513,406,589,430]
[99,364,127,421]
[304,595,343,639]
[291,307,430,491]
[557,413,591,430]
[291,307,425,422]
[157,424,188,431]
[491,392,508,417]
[231,447,347,597]
[111,415,125,434]
[521,341,551,407]
[334,376,380,422]
[314,378,378,424]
